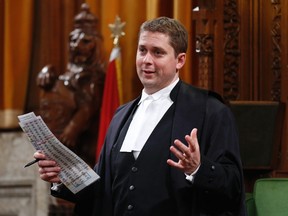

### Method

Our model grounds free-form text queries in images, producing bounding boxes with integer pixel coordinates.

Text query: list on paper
[18,112,100,194]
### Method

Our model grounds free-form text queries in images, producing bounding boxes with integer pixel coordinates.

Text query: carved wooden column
[192,0,240,101]
[272,0,288,174]
[191,1,217,91]
[271,0,282,102]
[191,0,288,188]
[223,0,241,101]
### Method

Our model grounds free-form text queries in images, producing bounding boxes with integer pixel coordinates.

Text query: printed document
[18,112,100,194]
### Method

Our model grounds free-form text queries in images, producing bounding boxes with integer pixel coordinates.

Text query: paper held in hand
[18,112,100,194]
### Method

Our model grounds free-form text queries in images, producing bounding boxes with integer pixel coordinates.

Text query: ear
[176,53,186,70]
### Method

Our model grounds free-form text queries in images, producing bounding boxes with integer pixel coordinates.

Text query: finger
[33,151,46,160]
[170,143,187,161]
[40,173,60,183]
[39,166,61,174]
[47,177,61,183]
[186,128,198,152]
[167,158,185,170]
[38,159,58,168]
[173,139,190,154]
[169,145,192,169]
[167,158,177,167]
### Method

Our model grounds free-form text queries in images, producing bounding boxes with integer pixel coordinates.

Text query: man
[35,16,247,216]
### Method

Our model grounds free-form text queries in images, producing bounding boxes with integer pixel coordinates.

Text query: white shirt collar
[139,78,179,104]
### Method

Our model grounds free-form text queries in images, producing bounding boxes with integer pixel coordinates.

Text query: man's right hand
[34,151,61,183]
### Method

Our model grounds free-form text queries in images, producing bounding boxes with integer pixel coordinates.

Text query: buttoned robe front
[52,81,247,216]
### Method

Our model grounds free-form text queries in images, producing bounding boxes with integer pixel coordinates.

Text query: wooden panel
[191,0,240,101]
[279,0,288,171]
[191,0,288,189]
[238,0,254,100]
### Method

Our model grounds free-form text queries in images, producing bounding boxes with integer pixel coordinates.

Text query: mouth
[142,69,155,74]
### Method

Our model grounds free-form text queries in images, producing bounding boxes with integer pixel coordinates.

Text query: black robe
[52,80,247,216]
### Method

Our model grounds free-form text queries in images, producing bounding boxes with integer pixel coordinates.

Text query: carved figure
[37,3,105,166]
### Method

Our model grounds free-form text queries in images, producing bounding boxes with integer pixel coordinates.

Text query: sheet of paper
[18,112,100,194]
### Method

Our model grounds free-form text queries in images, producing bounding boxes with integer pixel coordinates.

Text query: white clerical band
[120,79,178,158]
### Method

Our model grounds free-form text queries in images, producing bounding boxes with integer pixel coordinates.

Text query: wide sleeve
[193,95,244,213]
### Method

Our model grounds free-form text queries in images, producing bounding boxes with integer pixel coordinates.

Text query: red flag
[96,47,122,159]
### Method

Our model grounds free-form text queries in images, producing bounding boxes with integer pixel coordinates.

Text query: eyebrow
[138,44,165,51]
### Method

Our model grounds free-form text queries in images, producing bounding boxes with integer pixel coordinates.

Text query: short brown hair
[139,17,188,56]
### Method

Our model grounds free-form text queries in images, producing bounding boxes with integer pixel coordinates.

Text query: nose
[143,52,153,64]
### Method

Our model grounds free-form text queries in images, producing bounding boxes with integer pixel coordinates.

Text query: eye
[154,49,165,57]
[138,47,147,55]
[155,50,162,55]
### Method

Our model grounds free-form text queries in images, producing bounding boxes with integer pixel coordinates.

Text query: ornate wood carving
[192,0,288,189]
[192,4,217,91]
[223,0,241,101]
[36,4,105,167]
[192,0,240,100]
[196,34,214,89]
[271,0,282,101]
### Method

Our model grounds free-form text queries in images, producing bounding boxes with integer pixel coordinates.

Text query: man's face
[136,31,186,94]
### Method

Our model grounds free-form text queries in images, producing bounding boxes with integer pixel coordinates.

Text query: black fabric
[111,103,177,216]
[52,81,247,216]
